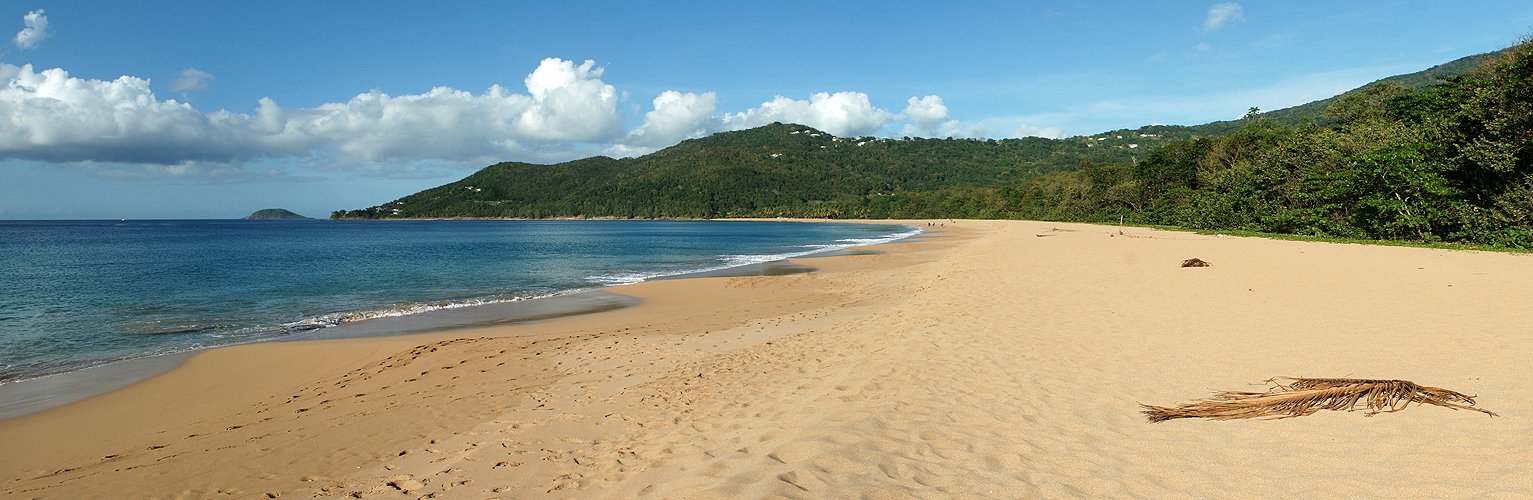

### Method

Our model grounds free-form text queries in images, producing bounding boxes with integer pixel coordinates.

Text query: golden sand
[3,220,1530,499]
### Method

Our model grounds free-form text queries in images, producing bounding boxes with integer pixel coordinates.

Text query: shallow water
[0,219,916,385]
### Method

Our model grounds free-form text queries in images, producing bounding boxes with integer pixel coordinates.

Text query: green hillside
[780,40,1533,247]
[335,123,1155,219]
[336,45,1514,233]
[242,208,312,219]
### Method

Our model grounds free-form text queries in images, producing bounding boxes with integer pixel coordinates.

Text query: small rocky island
[242,208,312,220]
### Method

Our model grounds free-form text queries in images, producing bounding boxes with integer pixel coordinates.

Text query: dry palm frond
[1141,377,1496,422]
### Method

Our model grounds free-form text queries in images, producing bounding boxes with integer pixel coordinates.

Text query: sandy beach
[4,219,1531,499]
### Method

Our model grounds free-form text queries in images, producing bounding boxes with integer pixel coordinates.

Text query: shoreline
[0,291,643,421]
[0,223,916,420]
[7,219,1532,499]
[0,218,960,498]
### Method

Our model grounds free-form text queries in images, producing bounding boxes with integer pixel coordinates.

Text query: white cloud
[901,95,949,132]
[511,59,625,143]
[621,90,718,148]
[892,95,1002,139]
[1008,124,1065,139]
[898,95,949,137]
[723,91,895,137]
[912,120,992,139]
[1,57,962,178]
[0,64,238,165]
[611,91,920,157]
[0,58,634,172]
[257,58,625,166]
[169,68,215,92]
[1203,3,1244,31]
[13,10,49,50]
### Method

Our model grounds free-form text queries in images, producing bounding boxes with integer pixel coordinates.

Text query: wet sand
[0,291,642,420]
[4,220,1531,499]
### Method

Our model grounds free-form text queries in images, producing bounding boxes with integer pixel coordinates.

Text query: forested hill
[334,123,1153,219]
[789,40,1533,248]
[335,47,1506,223]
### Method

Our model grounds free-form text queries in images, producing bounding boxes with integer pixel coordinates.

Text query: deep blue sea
[0,219,915,384]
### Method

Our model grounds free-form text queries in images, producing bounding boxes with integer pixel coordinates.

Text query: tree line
[748,37,1533,248]
[335,38,1532,247]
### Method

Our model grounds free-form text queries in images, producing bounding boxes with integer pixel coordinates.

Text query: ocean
[0,219,916,387]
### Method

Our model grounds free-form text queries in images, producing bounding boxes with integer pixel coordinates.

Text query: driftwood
[1142,377,1496,422]
[1181,258,1211,267]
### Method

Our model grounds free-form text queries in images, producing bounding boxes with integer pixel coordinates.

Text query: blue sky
[2,1,1530,219]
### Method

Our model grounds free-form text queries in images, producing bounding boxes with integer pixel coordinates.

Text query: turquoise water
[0,219,915,384]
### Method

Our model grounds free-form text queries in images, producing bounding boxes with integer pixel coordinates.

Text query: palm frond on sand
[1141,377,1496,422]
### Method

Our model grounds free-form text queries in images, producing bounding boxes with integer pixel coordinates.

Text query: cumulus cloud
[0,63,241,165]
[1203,3,1244,31]
[921,121,992,139]
[892,95,1002,139]
[0,58,634,173]
[1009,124,1065,139]
[169,68,215,92]
[723,92,895,137]
[13,10,49,50]
[606,91,918,157]
[511,59,624,142]
[621,90,718,148]
[2,56,972,178]
[902,95,948,132]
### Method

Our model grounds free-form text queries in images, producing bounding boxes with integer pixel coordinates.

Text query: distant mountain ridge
[334,49,1501,220]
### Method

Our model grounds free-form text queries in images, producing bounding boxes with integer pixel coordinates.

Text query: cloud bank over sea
[0,58,1056,182]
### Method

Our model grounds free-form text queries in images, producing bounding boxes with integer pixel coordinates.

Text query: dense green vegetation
[333,124,1148,220]
[243,208,312,219]
[336,40,1533,247]
[811,38,1533,248]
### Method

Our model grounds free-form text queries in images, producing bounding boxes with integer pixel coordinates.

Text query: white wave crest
[586,225,921,286]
